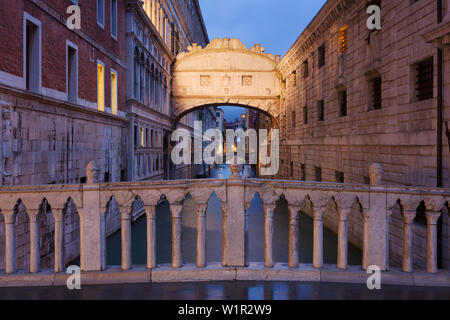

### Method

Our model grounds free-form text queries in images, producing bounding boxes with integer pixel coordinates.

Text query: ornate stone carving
[2,109,12,177]
[369,163,383,186]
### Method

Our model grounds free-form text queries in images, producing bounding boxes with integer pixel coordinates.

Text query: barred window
[338,90,347,117]
[335,171,344,183]
[301,164,306,181]
[303,59,309,79]
[368,76,382,111]
[315,167,322,182]
[292,111,296,128]
[318,44,325,68]
[415,57,434,101]
[303,106,308,124]
[317,100,324,121]
[338,25,348,53]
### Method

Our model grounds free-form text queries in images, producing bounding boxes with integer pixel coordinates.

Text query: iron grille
[416,57,433,101]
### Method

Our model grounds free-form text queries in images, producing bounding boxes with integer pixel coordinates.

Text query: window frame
[97,60,106,112]
[66,40,79,104]
[97,0,105,29]
[111,0,118,40]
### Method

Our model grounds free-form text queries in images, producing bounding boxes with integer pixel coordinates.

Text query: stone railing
[0,162,449,287]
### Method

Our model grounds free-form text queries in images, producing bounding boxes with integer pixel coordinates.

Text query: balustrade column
[100,211,107,271]
[313,208,325,269]
[426,211,442,274]
[288,206,300,268]
[362,211,371,270]
[3,211,17,274]
[28,211,40,273]
[402,211,416,273]
[121,209,132,270]
[196,205,207,268]
[263,205,275,268]
[53,210,65,273]
[337,209,351,270]
[146,206,157,269]
[171,205,183,268]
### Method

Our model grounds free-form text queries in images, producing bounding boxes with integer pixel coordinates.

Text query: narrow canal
[106,165,362,266]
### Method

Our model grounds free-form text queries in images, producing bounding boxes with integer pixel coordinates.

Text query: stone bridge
[0,162,449,287]
[172,38,282,126]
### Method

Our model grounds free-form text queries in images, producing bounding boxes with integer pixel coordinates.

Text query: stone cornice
[278,0,357,76]
[0,85,128,126]
[422,20,450,48]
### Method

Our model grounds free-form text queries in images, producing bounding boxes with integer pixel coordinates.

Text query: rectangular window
[303,59,309,79]
[111,70,118,115]
[315,167,322,182]
[111,0,118,39]
[145,128,149,147]
[97,0,105,28]
[335,171,344,183]
[301,164,306,181]
[24,14,41,93]
[292,111,296,128]
[134,125,138,148]
[290,162,294,177]
[67,42,78,104]
[140,127,145,147]
[338,25,348,53]
[97,61,105,111]
[318,44,325,68]
[317,100,324,121]
[415,57,434,101]
[338,90,347,117]
[303,106,308,124]
[368,76,382,111]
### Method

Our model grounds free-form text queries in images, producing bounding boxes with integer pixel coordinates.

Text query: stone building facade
[126,0,209,182]
[276,0,450,270]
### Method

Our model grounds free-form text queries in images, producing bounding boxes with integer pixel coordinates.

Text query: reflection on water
[106,165,362,266]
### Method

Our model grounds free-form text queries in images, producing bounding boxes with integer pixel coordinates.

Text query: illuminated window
[97,62,105,111]
[140,127,145,147]
[338,25,348,53]
[111,70,118,115]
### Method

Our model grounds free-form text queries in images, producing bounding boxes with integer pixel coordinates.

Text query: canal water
[106,165,362,266]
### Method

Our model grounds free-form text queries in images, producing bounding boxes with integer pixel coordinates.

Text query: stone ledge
[151,264,236,283]
[0,265,448,288]
[236,263,320,282]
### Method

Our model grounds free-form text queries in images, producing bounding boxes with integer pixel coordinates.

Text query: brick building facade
[0,0,209,270]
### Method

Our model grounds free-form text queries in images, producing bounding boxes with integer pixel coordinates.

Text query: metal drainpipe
[437,0,444,187]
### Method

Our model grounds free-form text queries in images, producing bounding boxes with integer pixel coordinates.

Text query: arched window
[140,53,145,103]
[134,48,140,100]
[145,59,150,105]
[150,64,155,107]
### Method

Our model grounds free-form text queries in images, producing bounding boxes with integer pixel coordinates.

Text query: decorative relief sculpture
[1,109,12,176]
[200,75,211,87]
[369,163,383,186]
[242,75,253,86]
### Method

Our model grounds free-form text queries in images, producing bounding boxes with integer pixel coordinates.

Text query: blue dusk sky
[198,0,327,121]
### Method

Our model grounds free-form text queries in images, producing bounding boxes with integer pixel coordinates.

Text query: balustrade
[0,162,448,285]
